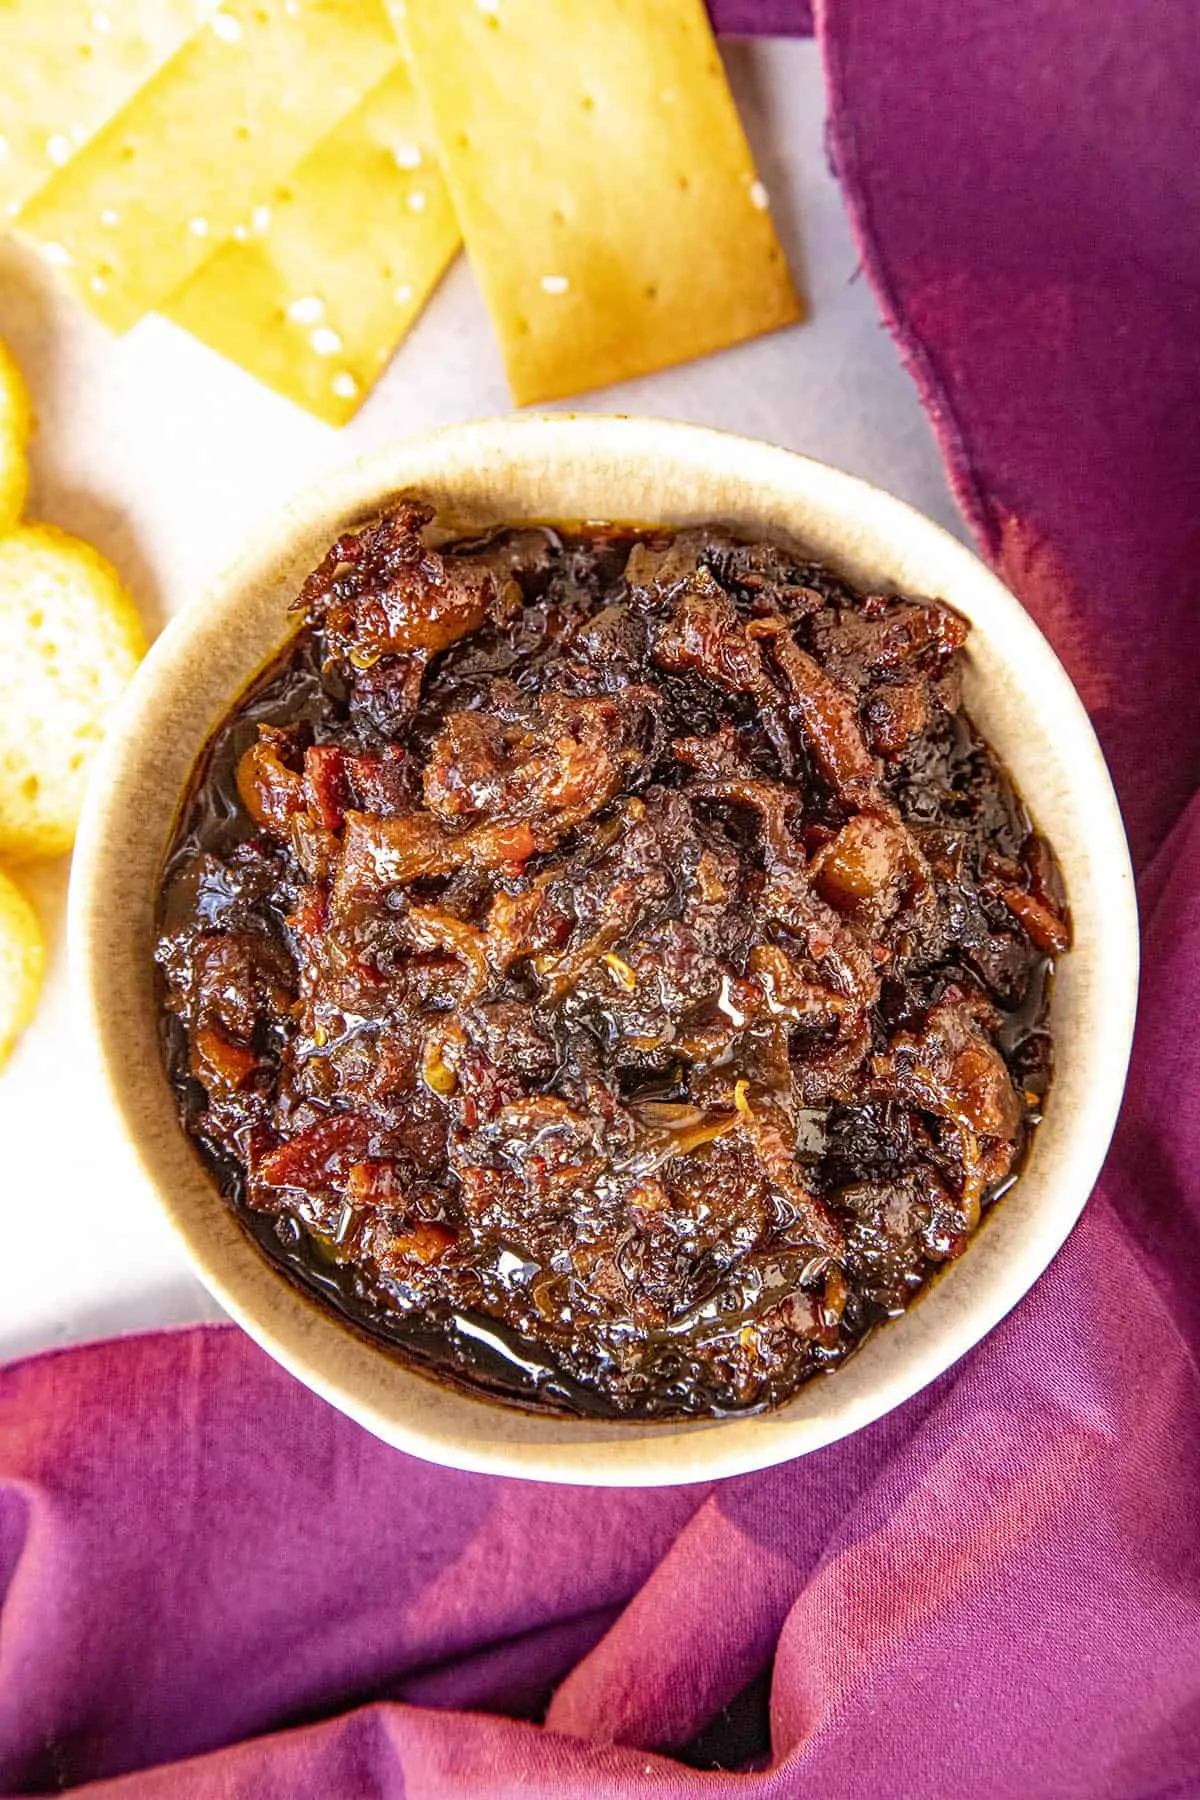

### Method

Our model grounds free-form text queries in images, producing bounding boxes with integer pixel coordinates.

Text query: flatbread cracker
[17,0,400,333]
[0,867,43,1074]
[0,0,208,220]
[0,339,33,531]
[0,524,145,862]
[164,61,459,425]
[397,0,801,404]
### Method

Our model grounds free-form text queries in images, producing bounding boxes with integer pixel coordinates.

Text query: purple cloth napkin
[711,0,813,32]
[4,3,1200,1794]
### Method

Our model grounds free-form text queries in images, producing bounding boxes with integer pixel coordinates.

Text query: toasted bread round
[0,866,44,1073]
[0,340,33,531]
[0,524,146,861]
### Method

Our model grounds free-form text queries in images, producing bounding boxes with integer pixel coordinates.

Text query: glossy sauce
[156,514,1065,1418]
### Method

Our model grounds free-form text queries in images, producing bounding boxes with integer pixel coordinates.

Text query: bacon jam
[155,502,1069,1418]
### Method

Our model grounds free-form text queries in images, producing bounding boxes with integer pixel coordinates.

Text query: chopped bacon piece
[1000,885,1072,955]
[423,689,660,830]
[192,1028,258,1095]
[302,745,350,832]
[297,499,507,664]
[257,1114,375,1190]
[376,1220,457,1269]
[769,635,878,804]
[870,992,1023,1142]
[235,728,305,837]
[345,745,412,817]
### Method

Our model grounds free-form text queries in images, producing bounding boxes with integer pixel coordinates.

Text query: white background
[0,38,962,1361]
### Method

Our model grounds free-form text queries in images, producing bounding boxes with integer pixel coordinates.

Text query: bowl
[69,415,1138,1486]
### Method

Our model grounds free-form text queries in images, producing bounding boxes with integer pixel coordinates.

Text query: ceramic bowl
[70,415,1138,1485]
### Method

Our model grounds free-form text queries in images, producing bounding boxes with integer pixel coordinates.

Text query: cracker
[16,0,400,333]
[0,867,44,1074]
[0,0,206,220]
[0,524,145,861]
[0,339,33,531]
[397,0,801,405]
[164,61,459,425]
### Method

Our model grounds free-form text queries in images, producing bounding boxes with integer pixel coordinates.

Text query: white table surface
[0,37,963,1363]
